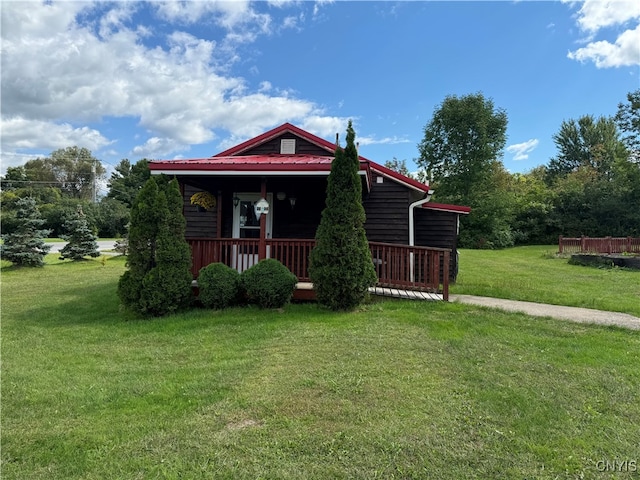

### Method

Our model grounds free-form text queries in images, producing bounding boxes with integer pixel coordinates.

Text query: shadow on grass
[6,262,327,333]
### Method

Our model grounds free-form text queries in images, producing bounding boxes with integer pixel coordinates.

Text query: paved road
[47,240,118,253]
[450,294,640,330]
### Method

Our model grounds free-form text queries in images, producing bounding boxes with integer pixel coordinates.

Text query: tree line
[1,148,150,238]
[393,89,639,248]
[2,89,639,249]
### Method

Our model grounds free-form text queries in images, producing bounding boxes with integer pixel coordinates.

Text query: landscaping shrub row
[197,258,297,309]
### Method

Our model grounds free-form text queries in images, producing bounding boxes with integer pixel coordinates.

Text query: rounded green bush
[241,259,298,309]
[198,262,241,309]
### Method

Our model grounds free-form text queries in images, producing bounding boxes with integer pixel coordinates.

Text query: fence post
[581,236,586,252]
[559,235,564,253]
[442,250,450,302]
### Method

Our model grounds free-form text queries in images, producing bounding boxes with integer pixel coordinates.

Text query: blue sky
[2,1,639,192]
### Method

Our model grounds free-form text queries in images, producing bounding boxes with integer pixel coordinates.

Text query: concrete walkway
[450,294,640,331]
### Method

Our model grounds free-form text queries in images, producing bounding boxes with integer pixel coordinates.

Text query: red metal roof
[423,202,471,214]
[148,123,432,194]
[149,154,337,171]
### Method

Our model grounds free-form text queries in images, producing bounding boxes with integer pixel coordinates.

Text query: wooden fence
[558,236,640,254]
[188,238,450,300]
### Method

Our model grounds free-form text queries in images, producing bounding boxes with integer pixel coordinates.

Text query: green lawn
[451,245,640,317]
[1,254,639,479]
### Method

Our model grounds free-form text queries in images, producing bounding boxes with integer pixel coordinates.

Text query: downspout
[409,189,434,282]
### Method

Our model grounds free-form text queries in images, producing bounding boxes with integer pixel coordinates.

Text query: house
[148,123,470,300]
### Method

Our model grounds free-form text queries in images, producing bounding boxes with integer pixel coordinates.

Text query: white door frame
[231,193,273,271]
[232,193,273,239]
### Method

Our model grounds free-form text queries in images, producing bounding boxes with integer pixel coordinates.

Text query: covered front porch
[188,238,450,300]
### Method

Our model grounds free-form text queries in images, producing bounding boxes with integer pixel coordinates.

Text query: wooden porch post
[259,178,267,260]
[216,190,222,239]
[442,250,450,302]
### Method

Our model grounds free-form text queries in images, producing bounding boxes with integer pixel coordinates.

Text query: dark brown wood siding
[183,184,217,238]
[363,175,411,244]
[181,176,327,239]
[241,134,333,157]
[270,177,326,239]
[414,208,460,281]
[180,174,462,280]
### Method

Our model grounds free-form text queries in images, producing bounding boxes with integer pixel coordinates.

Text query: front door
[232,193,273,271]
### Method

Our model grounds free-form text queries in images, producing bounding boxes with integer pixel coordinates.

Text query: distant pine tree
[59,206,100,261]
[309,121,377,310]
[0,197,51,267]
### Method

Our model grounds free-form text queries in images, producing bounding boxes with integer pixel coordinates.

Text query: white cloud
[1,117,111,152]
[258,81,273,92]
[565,0,640,67]
[568,23,640,67]
[0,117,111,171]
[1,152,48,173]
[300,115,350,138]
[506,139,539,161]
[282,15,300,30]
[155,1,249,27]
[267,0,298,7]
[313,0,334,17]
[0,1,343,167]
[131,137,187,159]
[569,0,640,34]
[357,135,411,147]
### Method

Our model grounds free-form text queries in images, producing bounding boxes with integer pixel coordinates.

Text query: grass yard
[451,245,640,317]
[2,254,639,479]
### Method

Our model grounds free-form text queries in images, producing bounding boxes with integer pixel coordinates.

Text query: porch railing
[558,236,640,254]
[188,238,450,300]
[188,238,316,281]
[369,242,450,299]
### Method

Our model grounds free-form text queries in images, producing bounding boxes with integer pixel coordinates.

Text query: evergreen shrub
[117,176,193,316]
[241,259,297,309]
[0,197,51,267]
[198,263,241,309]
[309,121,377,310]
[59,206,101,261]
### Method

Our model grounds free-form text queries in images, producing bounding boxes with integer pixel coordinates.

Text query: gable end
[238,133,332,157]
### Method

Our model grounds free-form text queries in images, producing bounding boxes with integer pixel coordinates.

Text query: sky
[1,0,639,192]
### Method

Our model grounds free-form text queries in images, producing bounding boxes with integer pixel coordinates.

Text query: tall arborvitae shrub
[309,121,377,310]
[59,206,100,261]
[0,197,51,267]
[118,176,193,316]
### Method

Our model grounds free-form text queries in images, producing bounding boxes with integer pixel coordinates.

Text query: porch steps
[295,282,444,302]
[369,286,444,302]
[192,281,443,302]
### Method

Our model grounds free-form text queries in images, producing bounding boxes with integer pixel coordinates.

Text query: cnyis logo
[596,459,637,472]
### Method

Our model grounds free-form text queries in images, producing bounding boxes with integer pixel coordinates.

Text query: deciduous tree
[10,148,106,200]
[417,93,512,248]
[546,115,627,182]
[615,89,640,162]
[383,158,414,179]
[417,92,507,200]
